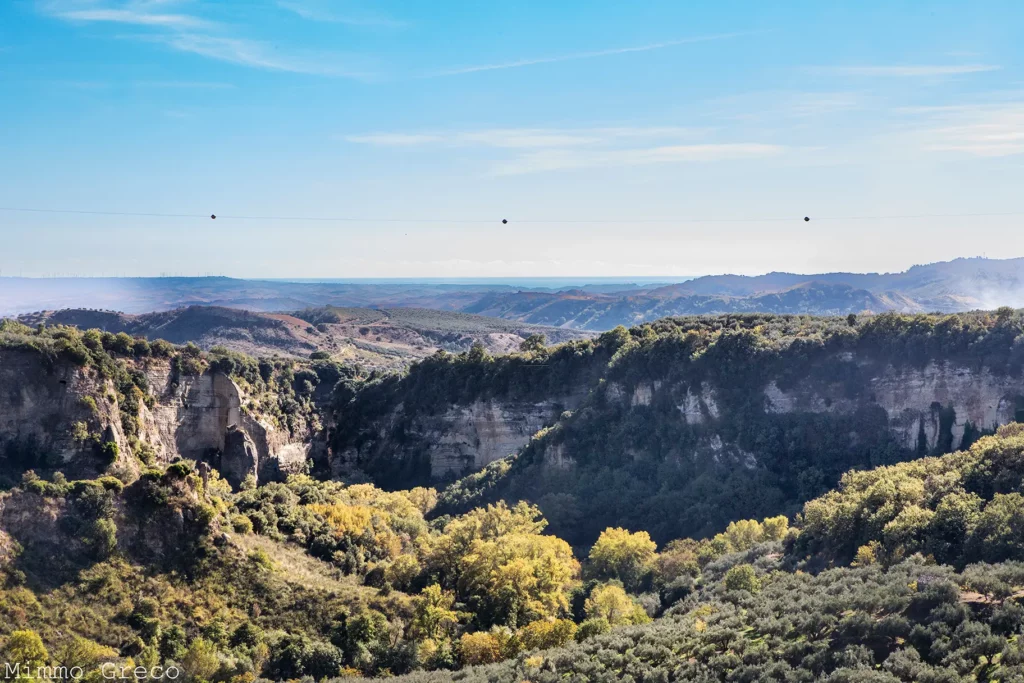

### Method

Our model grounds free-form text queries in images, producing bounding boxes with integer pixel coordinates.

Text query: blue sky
[1,0,1023,278]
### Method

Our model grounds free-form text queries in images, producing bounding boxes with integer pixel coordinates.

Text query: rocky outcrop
[0,349,132,478]
[134,363,309,487]
[0,350,308,487]
[424,399,570,476]
[762,361,1024,452]
[222,424,258,487]
[335,397,581,481]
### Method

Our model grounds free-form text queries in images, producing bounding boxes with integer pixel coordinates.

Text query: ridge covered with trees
[347,309,1024,546]
[3,309,1024,681]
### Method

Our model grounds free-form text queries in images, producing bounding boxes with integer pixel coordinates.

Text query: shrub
[231,514,254,534]
[723,564,761,593]
[99,441,119,464]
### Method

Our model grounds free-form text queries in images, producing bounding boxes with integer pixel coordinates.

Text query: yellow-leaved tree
[584,584,651,627]
[423,501,579,629]
[588,527,657,591]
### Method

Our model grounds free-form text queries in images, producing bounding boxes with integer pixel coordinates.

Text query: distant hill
[4,257,1024,330]
[18,305,591,368]
[463,282,899,329]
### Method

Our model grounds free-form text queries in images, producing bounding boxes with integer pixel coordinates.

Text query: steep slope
[0,321,323,489]
[333,311,1024,547]
[356,424,1024,683]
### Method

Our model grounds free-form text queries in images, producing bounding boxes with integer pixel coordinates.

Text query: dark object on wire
[211,214,217,219]
[502,218,508,224]
[804,216,810,222]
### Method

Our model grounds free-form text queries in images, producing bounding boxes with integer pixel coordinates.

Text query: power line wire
[1,206,1023,224]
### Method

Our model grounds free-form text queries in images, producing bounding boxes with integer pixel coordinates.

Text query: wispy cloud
[702,90,866,123]
[812,64,1000,77]
[39,1,374,78]
[492,144,784,175]
[343,126,780,174]
[431,32,753,76]
[344,126,708,149]
[277,0,405,27]
[906,103,1024,157]
[147,33,370,77]
[52,6,210,29]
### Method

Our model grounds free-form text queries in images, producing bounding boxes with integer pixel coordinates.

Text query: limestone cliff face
[334,397,579,482]
[762,361,1023,452]
[0,349,130,477]
[135,364,308,486]
[0,350,308,487]
[419,399,570,476]
[136,365,238,464]
[592,357,1024,469]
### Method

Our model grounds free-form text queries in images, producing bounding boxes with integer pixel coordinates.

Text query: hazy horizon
[0,254,1018,284]
[5,2,1024,278]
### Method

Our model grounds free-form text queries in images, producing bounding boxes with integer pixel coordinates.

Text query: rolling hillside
[4,257,1023,329]
[17,305,591,368]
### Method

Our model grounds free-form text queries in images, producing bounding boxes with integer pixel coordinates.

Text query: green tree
[583,584,650,626]
[518,334,547,355]
[2,630,48,679]
[55,637,116,673]
[588,527,657,591]
[723,564,761,593]
[411,585,459,641]
[182,638,221,682]
[518,618,577,651]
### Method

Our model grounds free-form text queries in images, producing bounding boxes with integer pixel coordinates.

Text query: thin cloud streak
[148,34,372,77]
[431,32,754,76]
[277,0,406,27]
[908,102,1024,157]
[50,7,210,29]
[492,143,785,175]
[344,126,710,149]
[342,126,777,174]
[40,1,374,78]
[814,64,1000,77]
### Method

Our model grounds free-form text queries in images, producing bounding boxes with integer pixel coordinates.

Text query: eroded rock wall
[136,364,308,486]
[0,349,133,478]
[334,397,580,482]
[420,399,569,476]
[0,350,308,487]
[762,361,1023,452]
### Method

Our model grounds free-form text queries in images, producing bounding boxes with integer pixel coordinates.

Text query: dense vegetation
[5,310,1024,681]
[11,425,1024,681]
[433,309,1024,546]
[342,423,1024,682]
[0,463,665,679]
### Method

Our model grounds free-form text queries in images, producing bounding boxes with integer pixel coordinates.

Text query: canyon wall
[763,361,1023,453]
[601,356,1024,471]
[0,350,307,487]
[332,397,581,482]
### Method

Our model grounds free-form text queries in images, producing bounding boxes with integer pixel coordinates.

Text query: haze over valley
[4,256,1024,332]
